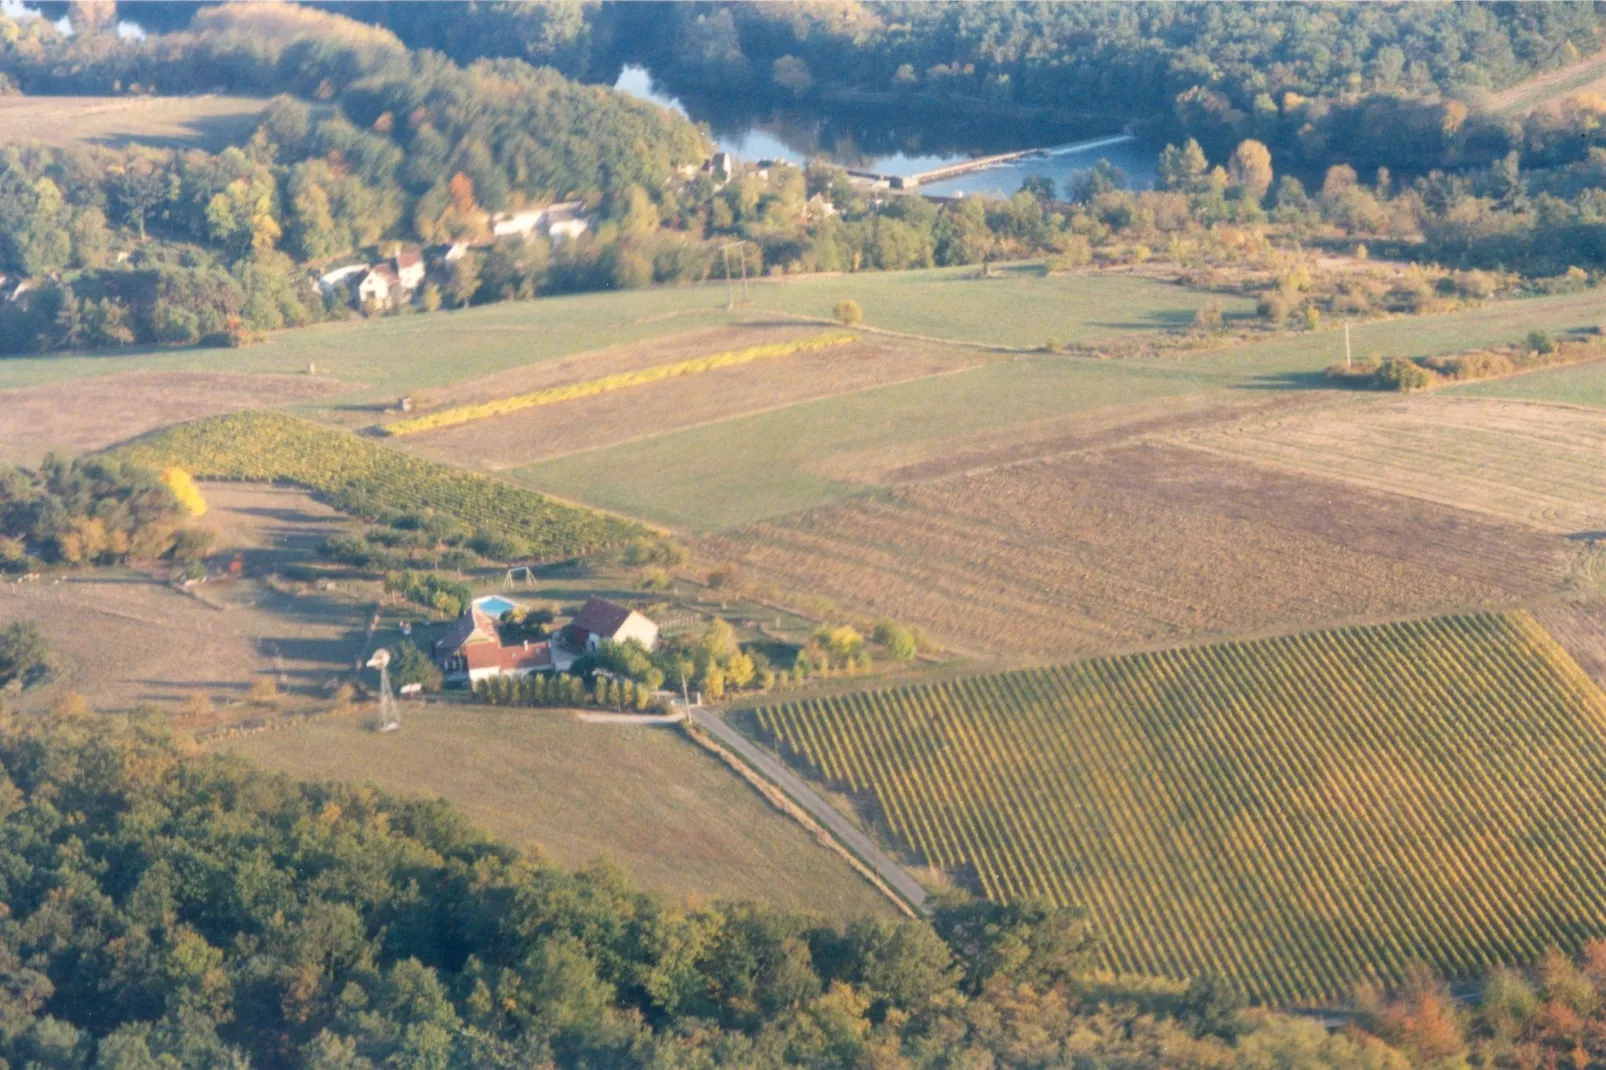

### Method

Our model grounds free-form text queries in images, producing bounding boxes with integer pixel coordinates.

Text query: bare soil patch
[706,443,1571,657]
[1534,600,1606,691]
[0,370,343,466]
[399,332,986,471]
[806,390,1307,485]
[1178,395,1606,535]
[0,484,367,717]
[0,94,271,150]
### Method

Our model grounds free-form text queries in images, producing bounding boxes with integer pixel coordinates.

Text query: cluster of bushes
[1327,328,1603,393]
[0,456,212,572]
[382,569,472,617]
[0,620,48,692]
[473,670,666,713]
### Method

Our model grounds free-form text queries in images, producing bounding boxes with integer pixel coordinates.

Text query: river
[614,66,1157,198]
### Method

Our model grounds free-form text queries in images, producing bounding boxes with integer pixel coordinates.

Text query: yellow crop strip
[385,332,856,436]
[755,612,1606,1005]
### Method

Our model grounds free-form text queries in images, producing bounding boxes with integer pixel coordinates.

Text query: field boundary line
[682,713,926,917]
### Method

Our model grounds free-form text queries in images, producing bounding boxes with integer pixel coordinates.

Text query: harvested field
[226,706,897,919]
[753,612,1606,1003]
[0,94,270,149]
[1534,600,1606,690]
[705,443,1569,657]
[0,483,366,717]
[808,390,1306,486]
[401,332,990,471]
[1179,395,1606,534]
[0,370,344,467]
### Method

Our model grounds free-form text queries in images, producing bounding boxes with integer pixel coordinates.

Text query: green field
[0,266,1245,406]
[1450,358,1606,406]
[748,264,1257,347]
[514,358,1230,530]
[752,612,1606,1004]
[226,708,896,918]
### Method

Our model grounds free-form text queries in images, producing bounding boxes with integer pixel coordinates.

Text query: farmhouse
[357,262,402,306]
[394,248,426,291]
[542,202,590,244]
[433,602,554,685]
[565,597,659,652]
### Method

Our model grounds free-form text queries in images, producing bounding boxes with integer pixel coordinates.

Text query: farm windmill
[367,648,400,732]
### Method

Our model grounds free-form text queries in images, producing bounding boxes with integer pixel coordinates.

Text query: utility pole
[719,241,748,310]
[738,242,750,304]
[1344,320,1352,369]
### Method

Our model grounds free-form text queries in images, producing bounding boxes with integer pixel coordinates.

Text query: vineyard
[385,333,855,435]
[113,412,642,558]
[754,613,1606,1004]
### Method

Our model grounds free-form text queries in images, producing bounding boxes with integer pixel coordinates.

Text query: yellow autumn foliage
[161,467,207,517]
[384,332,856,436]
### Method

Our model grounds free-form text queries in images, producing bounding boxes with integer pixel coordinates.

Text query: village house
[541,202,590,244]
[488,201,592,244]
[394,248,425,291]
[357,262,402,306]
[565,596,659,653]
[433,602,553,685]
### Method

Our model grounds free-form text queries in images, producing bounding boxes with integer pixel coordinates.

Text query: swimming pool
[474,595,520,617]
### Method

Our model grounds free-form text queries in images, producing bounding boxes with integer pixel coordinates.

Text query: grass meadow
[226,707,897,919]
[1450,358,1606,406]
[513,358,1231,530]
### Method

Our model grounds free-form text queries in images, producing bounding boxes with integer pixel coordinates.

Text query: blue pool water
[474,595,520,617]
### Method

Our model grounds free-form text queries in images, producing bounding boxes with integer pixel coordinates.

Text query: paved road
[689,707,930,912]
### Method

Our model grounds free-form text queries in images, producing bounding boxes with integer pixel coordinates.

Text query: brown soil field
[0,94,271,150]
[1533,600,1606,690]
[0,484,367,716]
[397,331,986,471]
[804,390,1311,486]
[705,443,1571,657]
[1178,395,1606,535]
[0,370,344,466]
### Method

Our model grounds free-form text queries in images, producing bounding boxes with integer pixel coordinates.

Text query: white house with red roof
[433,601,553,685]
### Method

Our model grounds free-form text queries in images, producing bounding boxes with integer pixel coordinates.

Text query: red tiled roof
[435,606,498,656]
[395,249,422,269]
[499,640,551,672]
[570,597,633,638]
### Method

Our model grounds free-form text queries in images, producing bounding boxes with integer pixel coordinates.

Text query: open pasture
[0,94,270,150]
[1452,358,1606,407]
[744,264,1257,348]
[514,358,1230,530]
[1180,394,1606,534]
[0,370,344,467]
[0,484,366,717]
[400,330,992,472]
[704,443,1569,657]
[226,706,896,919]
[753,612,1606,1003]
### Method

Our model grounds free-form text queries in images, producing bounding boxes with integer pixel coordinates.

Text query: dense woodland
[0,711,1600,1068]
[4,3,1606,356]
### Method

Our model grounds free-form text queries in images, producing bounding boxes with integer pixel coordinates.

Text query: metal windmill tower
[367,648,400,732]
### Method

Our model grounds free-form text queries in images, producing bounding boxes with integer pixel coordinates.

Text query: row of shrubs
[471,671,669,713]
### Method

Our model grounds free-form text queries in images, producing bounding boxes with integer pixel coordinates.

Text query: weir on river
[850,133,1138,189]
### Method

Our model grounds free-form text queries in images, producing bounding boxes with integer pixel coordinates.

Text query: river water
[615,66,1157,198]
